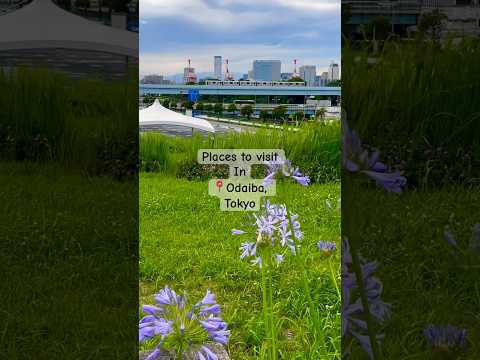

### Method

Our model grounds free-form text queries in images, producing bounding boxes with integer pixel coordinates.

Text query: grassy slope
[140,174,341,359]
[348,185,480,359]
[0,163,138,360]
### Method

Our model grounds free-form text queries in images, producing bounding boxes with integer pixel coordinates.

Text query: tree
[240,105,254,120]
[259,109,270,121]
[162,99,170,108]
[214,103,224,116]
[227,103,237,114]
[326,80,341,87]
[272,105,288,122]
[419,9,447,40]
[293,111,304,125]
[288,76,306,84]
[142,95,155,106]
[186,81,196,85]
[169,101,177,109]
[195,102,204,111]
[315,108,327,121]
[204,103,213,112]
[182,101,194,110]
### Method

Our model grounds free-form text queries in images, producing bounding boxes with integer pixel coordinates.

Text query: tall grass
[140,122,341,183]
[0,67,138,177]
[343,38,480,187]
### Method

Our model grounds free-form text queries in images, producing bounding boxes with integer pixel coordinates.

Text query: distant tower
[214,56,222,80]
[224,59,234,81]
[290,59,300,79]
[183,59,197,84]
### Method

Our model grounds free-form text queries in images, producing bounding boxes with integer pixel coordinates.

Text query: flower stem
[328,257,341,300]
[348,237,381,359]
[261,257,274,359]
[289,219,328,357]
[266,255,277,360]
[344,181,381,360]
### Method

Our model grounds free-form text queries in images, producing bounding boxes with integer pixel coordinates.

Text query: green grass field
[345,184,480,359]
[0,162,138,359]
[139,174,341,359]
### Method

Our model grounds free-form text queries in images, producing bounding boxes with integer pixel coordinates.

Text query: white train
[205,80,306,87]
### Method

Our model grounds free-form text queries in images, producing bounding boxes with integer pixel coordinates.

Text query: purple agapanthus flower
[154,286,181,306]
[197,345,218,360]
[424,325,467,351]
[343,118,406,193]
[263,159,310,187]
[139,287,230,360]
[318,241,337,254]
[342,238,391,359]
[232,200,302,268]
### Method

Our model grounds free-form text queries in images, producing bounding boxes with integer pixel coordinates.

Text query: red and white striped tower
[291,59,300,79]
[184,59,197,84]
[224,59,234,81]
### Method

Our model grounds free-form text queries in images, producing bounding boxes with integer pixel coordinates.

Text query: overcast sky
[140,0,340,77]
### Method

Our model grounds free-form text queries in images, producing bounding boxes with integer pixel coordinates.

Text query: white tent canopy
[0,0,137,57]
[140,100,216,133]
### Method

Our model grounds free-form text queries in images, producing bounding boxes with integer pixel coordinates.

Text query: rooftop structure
[140,99,215,133]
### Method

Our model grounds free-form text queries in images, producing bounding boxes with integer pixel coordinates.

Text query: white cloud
[140,0,276,29]
[140,43,339,77]
[140,0,339,30]
[276,0,339,12]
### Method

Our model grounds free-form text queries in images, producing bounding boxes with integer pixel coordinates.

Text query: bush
[140,122,340,184]
[342,39,480,188]
[214,103,223,115]
[0,68,137,179]
[259,109,270,121]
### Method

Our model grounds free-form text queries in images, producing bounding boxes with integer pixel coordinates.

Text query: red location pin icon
[216,180,223,191]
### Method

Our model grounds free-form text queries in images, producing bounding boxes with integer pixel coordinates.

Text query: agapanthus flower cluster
[318,241,337,256]
[232,201,303,268]
[444,223,480,253]
[342,238,391,359]
[342,118,406,193]
[424,325,467,352]
[263,158,310,187]
[139,286,230,360]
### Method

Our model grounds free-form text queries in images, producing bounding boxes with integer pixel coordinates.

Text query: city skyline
[139,0,340,77]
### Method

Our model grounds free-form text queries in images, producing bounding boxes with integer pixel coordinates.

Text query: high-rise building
[214,56,222,80]
[328,62,340,82]
[248,70,254,80]
[252,60,281,81]
[299,65,316,86]
[320,72,329,86]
